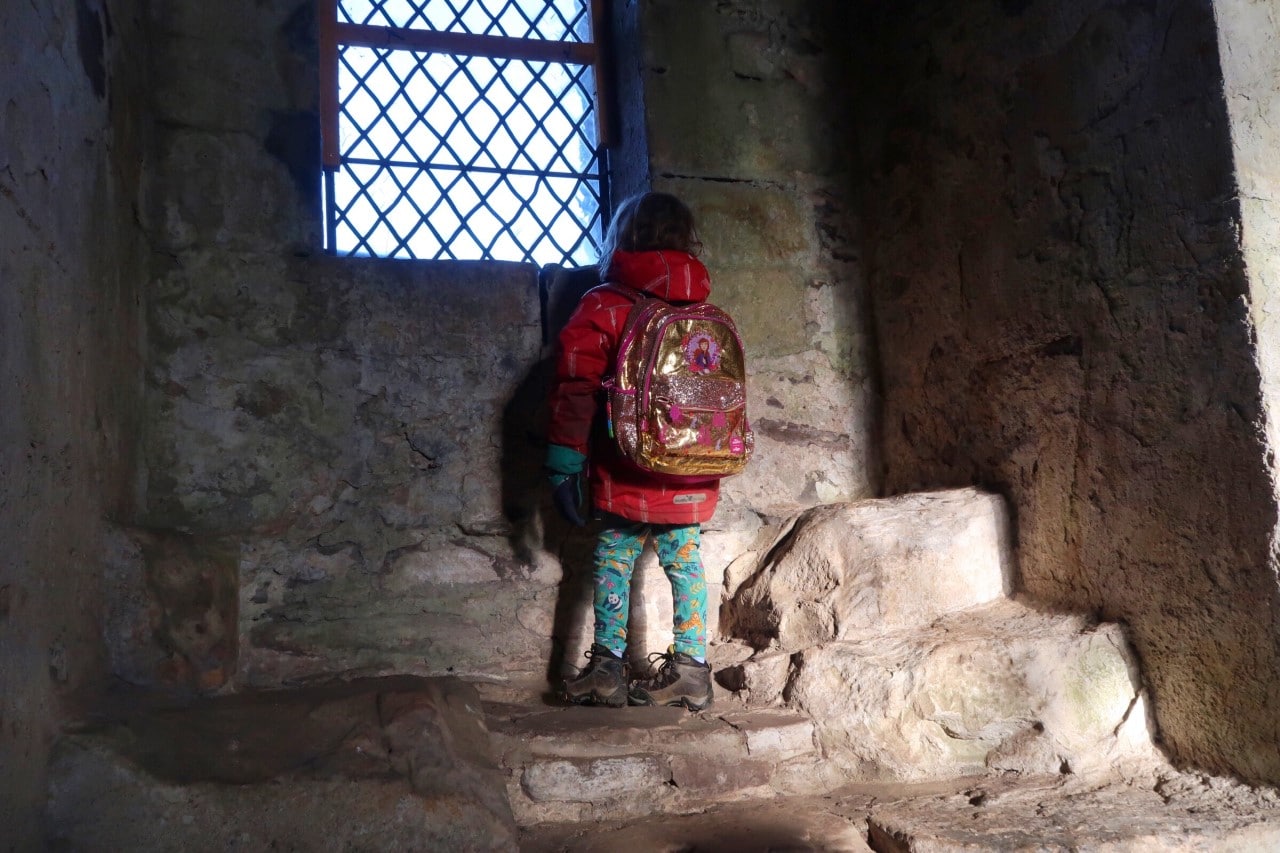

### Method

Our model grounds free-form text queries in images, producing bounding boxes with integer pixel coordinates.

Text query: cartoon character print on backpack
[684,332,720,374]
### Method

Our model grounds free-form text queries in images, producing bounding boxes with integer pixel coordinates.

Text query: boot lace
[635,648,680,690]
[579,643,627,678]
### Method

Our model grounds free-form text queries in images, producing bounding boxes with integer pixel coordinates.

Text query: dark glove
[550,473,588,527]
[546,444,588,527]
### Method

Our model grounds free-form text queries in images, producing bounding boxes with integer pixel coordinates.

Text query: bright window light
[319,0,606,266]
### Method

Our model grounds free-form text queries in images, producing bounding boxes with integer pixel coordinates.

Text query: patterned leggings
[592,521,708,659]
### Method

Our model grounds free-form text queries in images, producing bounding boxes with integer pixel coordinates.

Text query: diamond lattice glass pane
[506,172,538,201]
[467,206,503,253]
[384,174,428,245]
[338,0,378,25]
[442,171,483,220]
[338,0,590,42]
[364,220,400,256]
[339,0,426,28]
[447,229,482,260]
[405,225,444,259]
[489,230,523,260]
[482,123,520,169]
[423,184,463,237]
[486,176,520,217]
[461,103,504,169]
[521,73,555,125]
[529,0,590,41]
[328,16,602,265]
[403,121,440,166]
[494,2,535,38]
[511,201,545,245]
[383,96,419,159]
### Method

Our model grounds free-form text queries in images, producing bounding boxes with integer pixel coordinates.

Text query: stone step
[723,489,1015,651]
[45,677,519,851]
[723,597,1158,785]
[483,698,830,826]
[518,773,1280,852]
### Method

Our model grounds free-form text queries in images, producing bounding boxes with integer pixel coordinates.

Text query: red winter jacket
[547,249,721,524]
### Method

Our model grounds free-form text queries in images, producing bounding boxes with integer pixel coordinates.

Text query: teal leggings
[593,522,708,659]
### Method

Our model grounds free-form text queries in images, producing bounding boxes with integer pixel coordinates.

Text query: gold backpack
[601,285,753,480]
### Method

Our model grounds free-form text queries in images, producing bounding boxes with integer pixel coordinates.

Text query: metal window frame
[317,0,612,261]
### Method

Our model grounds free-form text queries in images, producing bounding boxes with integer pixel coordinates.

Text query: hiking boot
[563,644,628,707]
[628,647,713,711]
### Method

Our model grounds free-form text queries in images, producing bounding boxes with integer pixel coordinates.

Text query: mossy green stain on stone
[1065,639,1134,734]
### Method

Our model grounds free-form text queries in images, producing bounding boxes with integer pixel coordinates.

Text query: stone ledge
[46,677,517,851]
[484,698,826,826]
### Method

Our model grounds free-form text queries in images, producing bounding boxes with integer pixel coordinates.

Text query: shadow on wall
[852,0,1280,783]
[501,264,604,684]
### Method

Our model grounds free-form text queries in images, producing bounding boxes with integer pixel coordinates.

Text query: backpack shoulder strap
[590,282,646,303]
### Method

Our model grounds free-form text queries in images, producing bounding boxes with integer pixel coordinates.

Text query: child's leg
[591,521,648,656]
[652,524,708,660]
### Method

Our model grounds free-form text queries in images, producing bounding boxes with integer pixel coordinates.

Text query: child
[545,191,718,711]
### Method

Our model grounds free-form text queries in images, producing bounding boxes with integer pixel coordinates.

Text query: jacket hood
[605,250,711,302]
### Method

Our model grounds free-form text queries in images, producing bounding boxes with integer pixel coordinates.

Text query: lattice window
[318,0,608,265]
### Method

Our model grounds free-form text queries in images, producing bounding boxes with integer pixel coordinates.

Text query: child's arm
[546,291,620,455]
[545,290,624,525]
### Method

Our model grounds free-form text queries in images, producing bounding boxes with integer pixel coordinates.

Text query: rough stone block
[519,794,876,852]
[487,698,828,825]
[676,181,816,270]
[385,542,502,590]
[715,648,793,707]
[767,754,858,798]
[521,756,671,803]
[724,490,1014,650]
[642,2,842,180]
[721,710,817,761]
[488,704,740,764]
[669,753,771,797]
[721,351,876,517]
[711,267,813,359]
[788,599,1156,782]
[102,525,238,695]
[151,128,310,252]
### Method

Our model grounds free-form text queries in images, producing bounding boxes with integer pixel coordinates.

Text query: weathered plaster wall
[0,0,148,844]
[857,0,1280,782]
[134,0,876,690]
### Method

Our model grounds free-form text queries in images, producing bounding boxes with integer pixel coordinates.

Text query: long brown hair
[598,192,700,273]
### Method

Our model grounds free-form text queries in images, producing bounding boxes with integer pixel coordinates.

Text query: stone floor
[43,676,1280,852]
[518,773,1280,852]
[483,683,1280,853]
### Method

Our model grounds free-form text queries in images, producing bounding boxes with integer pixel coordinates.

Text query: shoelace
[636,650,678,688]
[581,645,628,677]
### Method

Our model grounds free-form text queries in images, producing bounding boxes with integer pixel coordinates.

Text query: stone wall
[0,0,149,844]
[856,0,1280,783]
[1215,4,1280,489]
[132,0,556,687]
[638,0,878,603]
[132,0,877,690]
